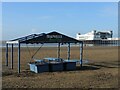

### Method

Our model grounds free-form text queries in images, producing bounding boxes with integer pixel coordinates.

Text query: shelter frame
[5,31,83,73]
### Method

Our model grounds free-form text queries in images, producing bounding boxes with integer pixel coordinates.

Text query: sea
[0,41,120,48]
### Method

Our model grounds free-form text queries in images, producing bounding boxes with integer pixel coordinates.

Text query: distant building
[76,30,113,40]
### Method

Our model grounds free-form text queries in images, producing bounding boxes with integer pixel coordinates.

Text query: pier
[82,39,120,46]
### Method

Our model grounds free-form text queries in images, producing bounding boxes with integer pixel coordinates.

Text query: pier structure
[82,39,120,46]
[76,30,120,46]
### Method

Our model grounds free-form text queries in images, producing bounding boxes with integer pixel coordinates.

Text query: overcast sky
[2,2,118,40]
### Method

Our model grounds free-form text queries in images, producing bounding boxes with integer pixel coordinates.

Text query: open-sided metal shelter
[6,31,83,73]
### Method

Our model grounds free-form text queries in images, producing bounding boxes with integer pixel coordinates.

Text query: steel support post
[67,43,70,60]
[11,44,13,69]
[18,43,21,73]
[57,43,60,59]
[80,42,83,67]
[6,43,8,66]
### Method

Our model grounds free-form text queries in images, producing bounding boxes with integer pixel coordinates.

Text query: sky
[2,2,118,40]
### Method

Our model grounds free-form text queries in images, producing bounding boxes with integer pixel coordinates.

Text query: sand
[2,46,119,88]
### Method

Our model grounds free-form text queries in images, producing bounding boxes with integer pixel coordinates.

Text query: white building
[76,30,113,40]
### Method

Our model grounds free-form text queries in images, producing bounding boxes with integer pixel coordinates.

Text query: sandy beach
[2,46,119,88]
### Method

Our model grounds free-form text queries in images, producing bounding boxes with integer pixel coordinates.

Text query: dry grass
[2,46,119,88]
